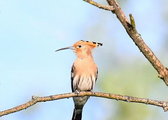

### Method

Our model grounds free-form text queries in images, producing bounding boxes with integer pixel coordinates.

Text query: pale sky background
[0,0,168,120]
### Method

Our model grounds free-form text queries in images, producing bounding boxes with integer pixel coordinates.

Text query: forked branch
[0,92,168,117]
[83,0,168,86]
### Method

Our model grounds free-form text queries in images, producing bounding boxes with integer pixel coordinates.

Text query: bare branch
[83,0,168,85]
[84,0,114,11]
[106,0,168,85]
[0,92,168,117]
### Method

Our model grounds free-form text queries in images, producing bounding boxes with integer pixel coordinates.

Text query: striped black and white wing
[71,65,75,92]
[71,64,82,92]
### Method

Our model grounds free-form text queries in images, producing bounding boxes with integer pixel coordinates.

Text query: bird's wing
[71,64,75,92]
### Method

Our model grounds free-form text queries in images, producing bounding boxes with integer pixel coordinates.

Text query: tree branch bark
[83,0,168,86]
[0,92,168,117]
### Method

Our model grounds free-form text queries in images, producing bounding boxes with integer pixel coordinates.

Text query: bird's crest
[73,40,103,48]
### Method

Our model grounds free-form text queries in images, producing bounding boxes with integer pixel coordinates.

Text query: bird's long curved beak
[55,46,73,52]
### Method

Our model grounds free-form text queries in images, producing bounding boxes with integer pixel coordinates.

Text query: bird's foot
[75,90,80,96]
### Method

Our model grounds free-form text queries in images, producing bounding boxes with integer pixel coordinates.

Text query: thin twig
[84,0,114,11]
[0,92,168,117]
[83,0,168,86]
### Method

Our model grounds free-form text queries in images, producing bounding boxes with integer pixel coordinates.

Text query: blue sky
[0,0,167,120]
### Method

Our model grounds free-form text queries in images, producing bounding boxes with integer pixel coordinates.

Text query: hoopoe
[56,40,102,120]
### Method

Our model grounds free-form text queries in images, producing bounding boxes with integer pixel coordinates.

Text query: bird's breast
[72,58,97,91]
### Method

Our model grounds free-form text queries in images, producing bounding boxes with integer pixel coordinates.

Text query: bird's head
[56,40,102,58]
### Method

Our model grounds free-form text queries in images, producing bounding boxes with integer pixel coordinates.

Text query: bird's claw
[75,90,80,96]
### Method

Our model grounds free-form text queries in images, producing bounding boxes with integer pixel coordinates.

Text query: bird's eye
[77,45,82,48]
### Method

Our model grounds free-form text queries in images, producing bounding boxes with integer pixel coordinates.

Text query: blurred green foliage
[99,62,158,120]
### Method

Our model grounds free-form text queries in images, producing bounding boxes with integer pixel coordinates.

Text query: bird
[55,40,102,120]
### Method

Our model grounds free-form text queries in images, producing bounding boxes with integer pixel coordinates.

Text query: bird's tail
[72,107,83,120]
